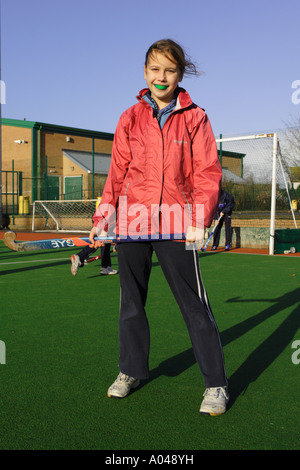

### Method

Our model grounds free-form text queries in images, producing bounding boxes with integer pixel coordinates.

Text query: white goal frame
[216,132,297,255]
[32,199,98,233]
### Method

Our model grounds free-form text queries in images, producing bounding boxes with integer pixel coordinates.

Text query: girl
[89,39,229,416]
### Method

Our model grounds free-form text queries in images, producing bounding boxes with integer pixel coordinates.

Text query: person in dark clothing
[211,190,235,251]
[70,243,118,276]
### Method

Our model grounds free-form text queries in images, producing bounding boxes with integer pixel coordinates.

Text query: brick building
[1,118,114,206]
[1,118,245,212]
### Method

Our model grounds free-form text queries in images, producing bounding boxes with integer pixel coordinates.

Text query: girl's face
[144,51,182,109]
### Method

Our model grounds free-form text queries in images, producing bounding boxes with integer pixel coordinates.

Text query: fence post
[18,171,22,196]
[92,137,95,199]
[5,170,7,212]
[12,160,15,224]
[31,126,37,202]
[269,133,278,255]
[44,155,48,200]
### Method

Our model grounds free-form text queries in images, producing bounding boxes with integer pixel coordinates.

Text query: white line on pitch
[0,258,71,265]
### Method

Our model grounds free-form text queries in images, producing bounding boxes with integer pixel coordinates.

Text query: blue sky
[1,0,300,137]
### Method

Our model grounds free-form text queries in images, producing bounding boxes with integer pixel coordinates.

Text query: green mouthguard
[154,84,168,90]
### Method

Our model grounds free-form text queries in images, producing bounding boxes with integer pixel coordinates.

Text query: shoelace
[116,373,126,383]
[116,373,135,384]
[204,387,228,399]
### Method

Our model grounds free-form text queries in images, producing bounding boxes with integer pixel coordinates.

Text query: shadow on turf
[224,288,300,409]
[87,260,160,279]
[143,288,300,410]
[148,348,196,381]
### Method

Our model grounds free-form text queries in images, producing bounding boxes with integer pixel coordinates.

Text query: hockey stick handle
[201,214,224,252]
[92,233,186,243]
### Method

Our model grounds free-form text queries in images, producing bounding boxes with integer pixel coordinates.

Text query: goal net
[215,132,298,254]
[32,199,98,233]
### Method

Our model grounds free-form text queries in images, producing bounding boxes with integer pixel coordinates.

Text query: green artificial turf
[0,241,299,450]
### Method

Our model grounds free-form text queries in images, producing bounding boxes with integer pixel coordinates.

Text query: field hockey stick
[201,214,223,252]
[3,231,186,252]
[3,231,116,252]
[84,255,102,264]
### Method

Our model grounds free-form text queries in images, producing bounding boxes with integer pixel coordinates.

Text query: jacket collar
[137,87,193,111]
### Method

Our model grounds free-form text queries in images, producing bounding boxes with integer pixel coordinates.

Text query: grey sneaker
[107,372,140,398]
[71,255,82,276]
[200,386,229,416]
[100,266,118,275]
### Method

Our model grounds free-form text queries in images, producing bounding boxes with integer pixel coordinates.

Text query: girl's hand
[89,226,106,248]
[185,226,204,250]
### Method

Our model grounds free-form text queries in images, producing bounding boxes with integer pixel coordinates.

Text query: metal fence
[222,180,300,212]
[1,157,299,223]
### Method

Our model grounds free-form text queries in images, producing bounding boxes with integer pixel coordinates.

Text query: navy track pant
[213,213,232,247]
[117,240,227,388]
[77,243,112,267]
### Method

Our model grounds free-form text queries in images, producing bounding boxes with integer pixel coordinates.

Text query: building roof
[218,149,246,159]
[222,168,246,184]
[63,149,247,183]
[63,149,111,174]
[2,118,114,141]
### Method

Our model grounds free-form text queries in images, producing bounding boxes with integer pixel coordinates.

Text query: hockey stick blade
[3,231,103,252]
[3,232,186,252]
[3,231,96,252]
[3,231,20,251]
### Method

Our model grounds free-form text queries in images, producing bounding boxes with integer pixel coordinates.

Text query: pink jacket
[93,88,222,237]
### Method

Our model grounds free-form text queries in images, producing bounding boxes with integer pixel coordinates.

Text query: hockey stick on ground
[84,255,102,264]
[3,231,186,252]
[201,214,223,252]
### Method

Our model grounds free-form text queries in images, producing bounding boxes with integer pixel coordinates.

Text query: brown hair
[145,39,202,79]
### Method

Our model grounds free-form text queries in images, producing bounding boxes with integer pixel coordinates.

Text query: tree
[282,114,300,169]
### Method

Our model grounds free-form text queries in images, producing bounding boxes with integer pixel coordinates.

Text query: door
[64,176,83,200]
